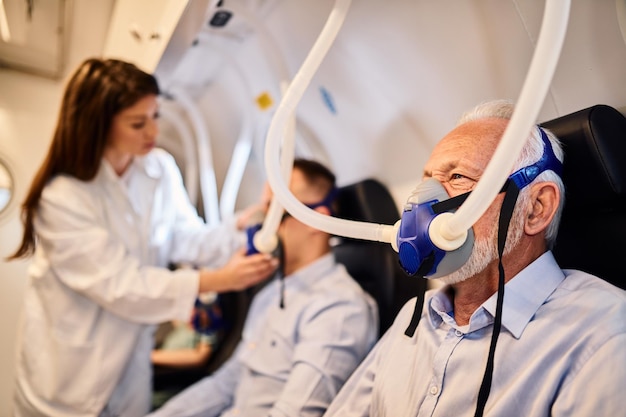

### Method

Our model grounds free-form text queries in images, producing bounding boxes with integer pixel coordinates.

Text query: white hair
[458,99,565,249]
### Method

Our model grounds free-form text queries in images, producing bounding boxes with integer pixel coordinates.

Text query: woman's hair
[8,58,159,259]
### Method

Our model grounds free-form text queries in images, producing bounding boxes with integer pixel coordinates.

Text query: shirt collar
[427,251,565,338]
[284,252,336,291]
[133,153,162,179]
[98,153,163,183]
[482,251,565,338]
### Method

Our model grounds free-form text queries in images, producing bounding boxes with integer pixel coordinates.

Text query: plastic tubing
[265,0,570,250]
[432,0,571,249]
[170,87,221,227]
[158,104,199,206]
[264,0,395,244]
[254,82,296,253]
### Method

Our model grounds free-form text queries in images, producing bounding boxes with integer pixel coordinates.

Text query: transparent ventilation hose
[265,0,570,251]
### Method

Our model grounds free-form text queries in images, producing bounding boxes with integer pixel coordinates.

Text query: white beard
[437,194,528,286]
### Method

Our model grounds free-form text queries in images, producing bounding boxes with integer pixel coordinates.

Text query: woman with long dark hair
[8,58,277,417]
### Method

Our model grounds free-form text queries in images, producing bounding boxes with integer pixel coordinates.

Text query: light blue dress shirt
[324,251,626,417]
[149,253,379,417]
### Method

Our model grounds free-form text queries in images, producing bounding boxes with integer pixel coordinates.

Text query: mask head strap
[508,127,562,190]
[306,186,339,213]
[402,126,561,335]
[403,127,563,416]
[281,186,339,222]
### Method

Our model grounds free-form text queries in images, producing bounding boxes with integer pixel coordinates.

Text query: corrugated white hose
[171,87,221,227]
[430,0,571,250]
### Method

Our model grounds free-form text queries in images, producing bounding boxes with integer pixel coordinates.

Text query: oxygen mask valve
[396,178,474,278]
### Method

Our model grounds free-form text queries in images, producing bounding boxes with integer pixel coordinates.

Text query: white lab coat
[13,149,245,417]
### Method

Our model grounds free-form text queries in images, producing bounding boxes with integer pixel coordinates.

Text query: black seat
[332,179,427,336]
[152,289,251,404]
[540,104,626,290]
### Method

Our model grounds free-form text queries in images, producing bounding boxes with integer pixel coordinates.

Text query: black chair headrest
[335,179,400,229]
[332,179,427,336]
[541,104,626,208]
[540,104,626,290]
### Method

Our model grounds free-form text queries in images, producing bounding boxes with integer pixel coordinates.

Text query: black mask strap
[403,253,434,336]
[432,191,470,214]
[404,180,514,338]
[404,284,426,337]
[432,182,510,215]
[473,179,519,417]
[274,237,286,309]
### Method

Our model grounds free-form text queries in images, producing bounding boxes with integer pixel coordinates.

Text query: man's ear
[525,182,560,236]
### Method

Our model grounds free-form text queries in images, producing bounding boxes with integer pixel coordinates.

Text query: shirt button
[248,342,256,350]
[429,385,439,396]
[455,330,463,337]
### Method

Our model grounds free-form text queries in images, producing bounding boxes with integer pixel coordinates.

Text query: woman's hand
[198,248,279,293]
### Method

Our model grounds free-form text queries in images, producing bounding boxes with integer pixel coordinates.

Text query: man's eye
[449,173,476,190]
[132,123,146,129]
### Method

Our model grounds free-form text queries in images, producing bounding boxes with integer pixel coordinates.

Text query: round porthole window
[0,156,15,217]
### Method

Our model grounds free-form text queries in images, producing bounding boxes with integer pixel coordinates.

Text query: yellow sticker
[256,92,274,111]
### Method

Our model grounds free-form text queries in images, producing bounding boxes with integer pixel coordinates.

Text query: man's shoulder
[311,262,376,304]
[550,270,626,333]
[559,269,626,302]
[328,263,370,292]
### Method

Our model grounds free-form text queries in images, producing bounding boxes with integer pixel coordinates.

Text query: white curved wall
[165,0,626,211]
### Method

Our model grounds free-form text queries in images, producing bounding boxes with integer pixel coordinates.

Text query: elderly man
[324,99,626,417]
[149,158,379,417]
